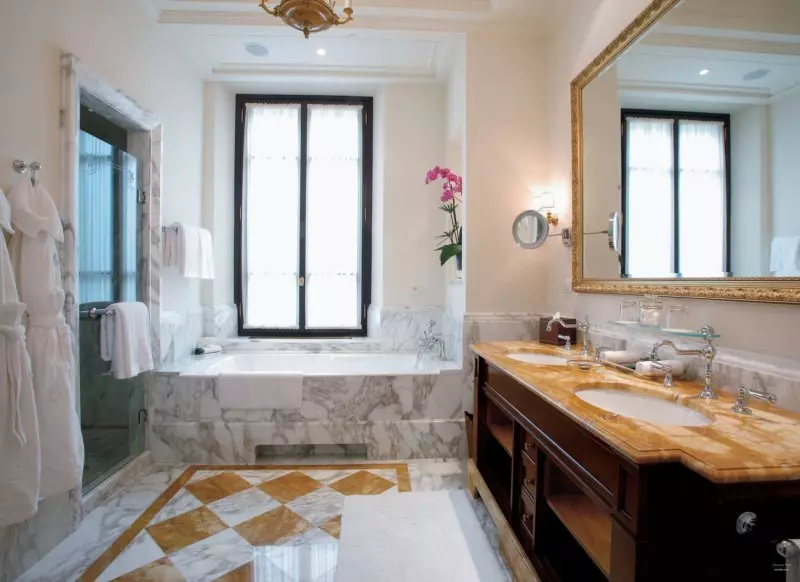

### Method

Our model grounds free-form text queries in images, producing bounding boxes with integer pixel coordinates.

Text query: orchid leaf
[438,244,462,266]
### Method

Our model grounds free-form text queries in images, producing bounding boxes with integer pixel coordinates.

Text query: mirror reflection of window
[622,112,729,278]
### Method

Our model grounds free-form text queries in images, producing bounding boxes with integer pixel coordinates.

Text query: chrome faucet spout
[649,326,718,400]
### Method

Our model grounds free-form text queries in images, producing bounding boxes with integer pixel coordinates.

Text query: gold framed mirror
[571,0,800,303]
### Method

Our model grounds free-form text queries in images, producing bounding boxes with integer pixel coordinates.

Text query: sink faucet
[557,334,572,351]
[546,312,591,356]
[649,326,717,400]
[731,383,777,415]
[416,320,445,363]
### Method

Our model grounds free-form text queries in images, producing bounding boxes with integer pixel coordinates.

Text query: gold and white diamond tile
[81,464,411,581]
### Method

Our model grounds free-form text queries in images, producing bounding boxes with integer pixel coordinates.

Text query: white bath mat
[335,490,508,582]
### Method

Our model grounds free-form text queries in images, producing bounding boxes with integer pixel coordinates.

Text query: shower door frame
[61,53,163,497]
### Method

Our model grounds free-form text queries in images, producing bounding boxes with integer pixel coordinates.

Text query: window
[621,110,731,278]
[78,106,139,305]
[234,96,373,337]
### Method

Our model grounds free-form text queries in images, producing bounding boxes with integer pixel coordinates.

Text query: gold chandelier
[259,0,354,39]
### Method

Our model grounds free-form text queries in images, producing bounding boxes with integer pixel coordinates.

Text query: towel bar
[79,307,116,320]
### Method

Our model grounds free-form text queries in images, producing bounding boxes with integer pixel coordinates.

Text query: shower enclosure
[77,106,146,492]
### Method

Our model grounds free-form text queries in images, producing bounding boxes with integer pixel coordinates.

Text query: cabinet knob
[523,478,532,487]
[736,511,757,535]
[523,442,533,452]
[523,514,532,526]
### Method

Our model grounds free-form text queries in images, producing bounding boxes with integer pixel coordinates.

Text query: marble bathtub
[148,352,467,464]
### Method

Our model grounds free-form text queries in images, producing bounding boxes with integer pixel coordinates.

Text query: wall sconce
[533,191,559,227]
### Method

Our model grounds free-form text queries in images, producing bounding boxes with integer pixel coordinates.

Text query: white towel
[218,374,303,410]
[636,360,685,377]
[770,236,800,275]
[101,302,154,379]
[602,350,643,365]
[165,223,215,279]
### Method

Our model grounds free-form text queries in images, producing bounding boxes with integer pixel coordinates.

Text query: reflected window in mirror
[621,110,730,278]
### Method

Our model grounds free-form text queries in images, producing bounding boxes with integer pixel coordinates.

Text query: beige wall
[543,0,800,359]
[582,63,622,279]
[201,82,236,307]
[0,0,205,313]
[465,31,552,313]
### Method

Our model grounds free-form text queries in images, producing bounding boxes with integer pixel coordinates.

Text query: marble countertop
[471,341,800,484]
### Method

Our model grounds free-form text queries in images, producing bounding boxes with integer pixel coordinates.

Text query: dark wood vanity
[469,352,800,582]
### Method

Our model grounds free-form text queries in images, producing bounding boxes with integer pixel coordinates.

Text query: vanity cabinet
[470,356,800,582]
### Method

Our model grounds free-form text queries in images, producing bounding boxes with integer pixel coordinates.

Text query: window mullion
[673,117,680,277]
[298,103,308,331]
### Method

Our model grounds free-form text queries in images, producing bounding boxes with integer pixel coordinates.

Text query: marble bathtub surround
[370,305,445,352]
[78,463,412,581]
[472,341,800,483]
[202,304,237,340]
[160,307,204,365]
[147,370,467,463]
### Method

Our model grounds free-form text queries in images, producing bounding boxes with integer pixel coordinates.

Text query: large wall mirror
[572,0,800,303]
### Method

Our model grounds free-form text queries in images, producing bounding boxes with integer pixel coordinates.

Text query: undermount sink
[576,388,712,427]
[507,353,568,366]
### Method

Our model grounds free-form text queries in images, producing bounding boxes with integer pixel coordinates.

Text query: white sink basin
[576,388,712,427]
[507,353,568,366]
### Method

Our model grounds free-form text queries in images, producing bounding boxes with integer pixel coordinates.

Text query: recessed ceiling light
[316,48,327,56]
[245,43,269,57]
[743,68,770,81]
[699,69,710,76]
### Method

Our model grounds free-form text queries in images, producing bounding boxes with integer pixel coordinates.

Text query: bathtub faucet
[416,320,446,363]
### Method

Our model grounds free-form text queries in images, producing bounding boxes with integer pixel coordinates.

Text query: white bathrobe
[8,178,84,498]
[0,187,40,526]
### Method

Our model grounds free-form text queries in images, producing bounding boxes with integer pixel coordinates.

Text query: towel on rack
[164,223,215,279]
[770,236,800,276]
[635,360,685,377]
[101,302,154,379]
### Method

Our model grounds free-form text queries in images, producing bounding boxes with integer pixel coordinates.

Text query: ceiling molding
[643,31,800,58]
[618,79,771,106]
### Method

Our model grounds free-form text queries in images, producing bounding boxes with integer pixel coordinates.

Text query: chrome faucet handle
[649,361,674,388]
[557,334,571,351]
[732,383,777,415]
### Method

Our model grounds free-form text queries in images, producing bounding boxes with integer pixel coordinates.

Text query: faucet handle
[557,334,571,351]
[593,345,614,363]
[732,386,753,415]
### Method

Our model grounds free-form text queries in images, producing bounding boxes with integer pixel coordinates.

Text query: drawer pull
[523,478,533,487]
[523,441,533,452]
[522,513,533,527]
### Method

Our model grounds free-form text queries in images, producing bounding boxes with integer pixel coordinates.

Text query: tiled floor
[17,460,507,582]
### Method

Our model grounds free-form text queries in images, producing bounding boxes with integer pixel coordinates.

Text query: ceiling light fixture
[317,48,327,56]
[259,0,353,39]
[699,69,710,76]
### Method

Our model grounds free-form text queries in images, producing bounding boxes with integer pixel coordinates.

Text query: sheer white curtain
[244,103,301,329]
[678,120,726,276]
[306,104,362,329]
[626,117,675,277]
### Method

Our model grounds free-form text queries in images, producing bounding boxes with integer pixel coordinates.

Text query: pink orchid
[441,189,454,202]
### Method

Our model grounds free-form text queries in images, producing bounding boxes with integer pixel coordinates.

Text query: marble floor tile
[207,488,281,528]
[285,488,346,526]
[408,459,467,491]
[147,506,228,554]
[328,470,394,495]
[213,560,252,582]
[366,468,399,484]
[234,469,288,486]
[234,506,313,546]
[151,488,204,525]
[185,473,253,504]
[300,469,358,485]
[318,515,341,540]
[111,556,186,581]
[258,472,324,503]
[96,531,165,582]
[169,529,253,582]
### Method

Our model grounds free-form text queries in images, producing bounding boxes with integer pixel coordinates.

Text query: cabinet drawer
[522,455,537,497]
[520,489,536,536]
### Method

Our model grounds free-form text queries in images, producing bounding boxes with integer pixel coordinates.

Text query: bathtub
[181,352,459,378]
[149,350,468,464]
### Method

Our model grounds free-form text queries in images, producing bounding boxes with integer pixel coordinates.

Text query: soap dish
[567,359,602,372]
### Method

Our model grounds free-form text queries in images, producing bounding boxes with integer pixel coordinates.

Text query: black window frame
[620,108,732,278]
[234,94,373,338]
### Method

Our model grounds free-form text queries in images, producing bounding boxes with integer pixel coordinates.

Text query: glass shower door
[78,125,146,493]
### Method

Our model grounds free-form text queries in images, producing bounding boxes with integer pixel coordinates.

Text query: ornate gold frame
[570,0,800,304]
